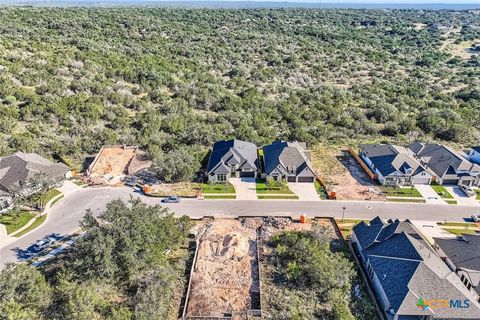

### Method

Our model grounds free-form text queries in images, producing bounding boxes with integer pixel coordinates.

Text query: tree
[0,264,52,320]
[151,147,201,183]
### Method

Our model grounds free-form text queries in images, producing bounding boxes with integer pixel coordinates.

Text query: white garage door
[413,177,431,185]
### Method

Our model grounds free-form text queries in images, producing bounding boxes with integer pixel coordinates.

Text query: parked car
[162,196,181,203]
[472,215,480,222]
[33,238,53,252]
[460,185,476,197]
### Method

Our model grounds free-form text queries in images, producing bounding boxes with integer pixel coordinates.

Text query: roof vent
[382,274,387,280]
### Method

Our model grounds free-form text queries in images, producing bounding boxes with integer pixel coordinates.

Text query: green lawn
[314,180,328,199]
[445,199,458,205]
[476,189,480,200]
[14,215,47,237]
[51,195,65,207]
[431,184,454,199]
[257,195,299,200]
[441,228,478,236]
[203,195,237,199]
[387,198,426,203]
[0,211,36,234]
[256,179,294,194]
[202,183,235,194]
[381,186,422,197]
[335,219,368,238]
[32,189,62,208]
[438,222,478,227]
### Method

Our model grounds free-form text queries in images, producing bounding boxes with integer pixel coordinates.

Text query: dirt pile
[186,219,259,318]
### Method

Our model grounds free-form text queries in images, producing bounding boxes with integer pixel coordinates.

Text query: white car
[460,185,476,197]
[33,239,53,252]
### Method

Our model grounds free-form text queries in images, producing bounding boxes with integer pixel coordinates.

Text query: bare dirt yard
[150,182,201,197]
[310,144,385,201]
[185,219,261,319]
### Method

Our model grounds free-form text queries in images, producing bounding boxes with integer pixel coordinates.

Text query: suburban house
[352,217,480,320]
[0,152,71,213]
[206,139,259,183]
[409,142,480,186]
[433,234,480,302]
[262,141,316,183]
[467,146,480,165]
[359,144,432,186]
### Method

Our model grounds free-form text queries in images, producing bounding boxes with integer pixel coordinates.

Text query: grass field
[381,186,422,197]
[257,195,299,200]
[50,195,65,207]
[256,179,294,194]
[335,219,367,238]
[387,198,426,203]
[32,189,62,208]
[14,215,47,237]
[0,211,36,234]
[441,228,478,236]
[431,184,454,199]
[438,222,478,227]
[203,195,237,199]
[202,183,235,194]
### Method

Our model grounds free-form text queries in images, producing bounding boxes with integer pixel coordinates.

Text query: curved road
[1,186,479,268]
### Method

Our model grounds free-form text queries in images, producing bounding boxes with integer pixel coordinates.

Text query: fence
[331,219,386,320]
[180,240,200,320]
[348,148,378,180]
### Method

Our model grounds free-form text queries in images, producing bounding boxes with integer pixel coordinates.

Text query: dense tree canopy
[0,200,191,320]
[0,8,479,181]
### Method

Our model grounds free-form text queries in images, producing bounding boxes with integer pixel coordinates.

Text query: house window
[217,174,227,182]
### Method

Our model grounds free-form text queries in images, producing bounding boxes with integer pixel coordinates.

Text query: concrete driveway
[229,178,258,200]
[414,184,446,205]
[58,180,82,196]
[288,183,320,201]
[445,186,480,206]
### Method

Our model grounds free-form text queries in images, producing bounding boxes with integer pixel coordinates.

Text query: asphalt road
[1,186,479,268]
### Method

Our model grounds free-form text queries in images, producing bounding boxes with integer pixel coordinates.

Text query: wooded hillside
[0,8,479,180]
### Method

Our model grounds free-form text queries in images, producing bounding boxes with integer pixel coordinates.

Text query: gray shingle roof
[471,146,480,153]
[434,235,480,290]
[360,144,426,177]
[0,152,70,193]
[353,217,480,318]
[207,139,258,174]
[408,143,472,178]
[263,141,315,177]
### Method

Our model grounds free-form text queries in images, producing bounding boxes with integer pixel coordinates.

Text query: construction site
[178,216,375,320]
[182,218,262,320]
[86,145,151,185]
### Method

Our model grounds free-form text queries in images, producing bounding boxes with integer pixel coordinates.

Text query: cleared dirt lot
[186,219,260,319]
[310,145,385,201]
